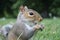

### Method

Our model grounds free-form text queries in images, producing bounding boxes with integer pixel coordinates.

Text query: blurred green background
[0,0,60,18]
[0,0,60,40]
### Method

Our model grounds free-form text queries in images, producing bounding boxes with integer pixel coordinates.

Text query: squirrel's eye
[29,12,34,15]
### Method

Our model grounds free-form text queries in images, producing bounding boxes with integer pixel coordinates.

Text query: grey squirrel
[7,6,44,40]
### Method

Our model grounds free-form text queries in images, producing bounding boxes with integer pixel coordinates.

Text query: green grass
[0,18,16,25]
[0,18,60,40]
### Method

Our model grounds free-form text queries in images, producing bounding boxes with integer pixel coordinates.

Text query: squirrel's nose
[29,12,33,15]
[39,18,43,22]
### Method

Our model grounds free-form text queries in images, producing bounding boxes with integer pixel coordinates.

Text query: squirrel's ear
[24,6,28,11]
[19,6,28,12]
[19,5,25,12]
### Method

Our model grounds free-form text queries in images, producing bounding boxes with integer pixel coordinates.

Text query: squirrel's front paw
[34,24,44,31]
[39,24,44,31]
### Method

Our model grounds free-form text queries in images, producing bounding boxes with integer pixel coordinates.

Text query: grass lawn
[0,18,60,40]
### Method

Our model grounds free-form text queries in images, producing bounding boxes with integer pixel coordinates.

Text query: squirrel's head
[17,5,43,23]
